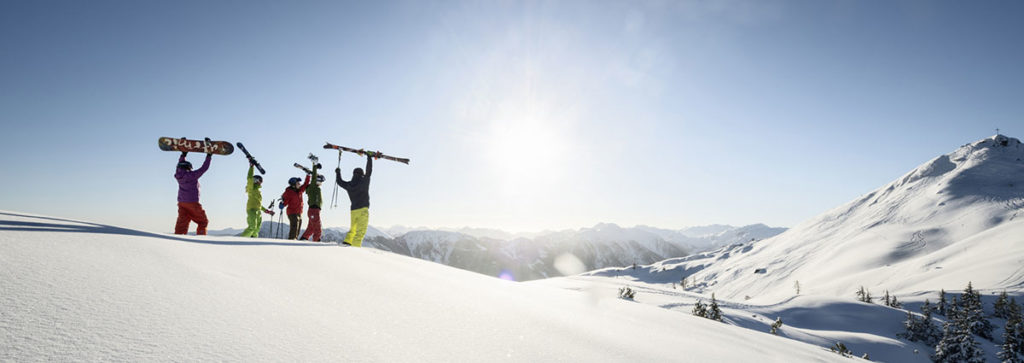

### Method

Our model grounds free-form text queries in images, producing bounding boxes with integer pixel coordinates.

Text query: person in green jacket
[300,163,324,241]
[241,162,275,238]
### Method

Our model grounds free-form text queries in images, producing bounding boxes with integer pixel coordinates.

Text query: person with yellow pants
[335,150,375,246]
[240,162,274,237]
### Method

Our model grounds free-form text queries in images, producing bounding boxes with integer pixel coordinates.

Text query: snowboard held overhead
[159,137,234,155]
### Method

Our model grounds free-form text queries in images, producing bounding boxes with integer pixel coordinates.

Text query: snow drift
[0,211,842,361]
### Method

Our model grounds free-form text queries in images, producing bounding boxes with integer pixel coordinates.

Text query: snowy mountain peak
[659,135,1024,302]
[590,222,623,232]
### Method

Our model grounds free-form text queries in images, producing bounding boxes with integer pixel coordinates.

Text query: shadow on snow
[0,211,328,247]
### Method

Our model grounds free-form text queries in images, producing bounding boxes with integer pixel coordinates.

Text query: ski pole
[331,149,341,209]
[277,204,285,239]
[266,199,275,237]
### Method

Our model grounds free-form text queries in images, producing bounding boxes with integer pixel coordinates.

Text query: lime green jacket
[306,165,322,208]
[245,165,263,210]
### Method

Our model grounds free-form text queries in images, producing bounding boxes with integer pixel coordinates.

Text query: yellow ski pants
[344,207,370,247]
[241,208,262,238]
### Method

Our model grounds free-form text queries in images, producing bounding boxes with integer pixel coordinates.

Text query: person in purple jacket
[175,150,212,235]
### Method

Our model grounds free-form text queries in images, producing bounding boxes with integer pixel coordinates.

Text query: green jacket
[306,164,323,208]
[245,165,263,210]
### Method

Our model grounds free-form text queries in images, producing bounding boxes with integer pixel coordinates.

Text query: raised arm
[335,167,349,186]
[175,153,187,177]
[300,174,311,192]
[194,153,212,177]
[246,164,255,189]
[365,153,373,177]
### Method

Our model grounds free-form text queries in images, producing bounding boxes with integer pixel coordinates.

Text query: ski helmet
[288,177,301,186]
[316,175,326,183]
[253,175,263,184]
[177,161,192,170]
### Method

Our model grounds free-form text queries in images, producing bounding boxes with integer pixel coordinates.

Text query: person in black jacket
[335,150,375,246]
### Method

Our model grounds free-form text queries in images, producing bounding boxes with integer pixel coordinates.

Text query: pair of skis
[323,142,410,165]
[323,142,411,208]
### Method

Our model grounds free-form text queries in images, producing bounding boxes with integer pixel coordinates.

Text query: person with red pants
[280,174,310,240]
[300,163,325,242]
[174,150,212,235]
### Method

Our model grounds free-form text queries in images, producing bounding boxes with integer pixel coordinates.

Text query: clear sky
[1,1,1022,233]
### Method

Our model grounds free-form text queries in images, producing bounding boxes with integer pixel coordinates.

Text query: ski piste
[323,142,410,164]
[293,163,313,175]
[236,142,265,174]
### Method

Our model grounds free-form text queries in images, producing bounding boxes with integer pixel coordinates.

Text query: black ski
[323,142,410,165]
[294,163,313,175]
[236,142,266,174]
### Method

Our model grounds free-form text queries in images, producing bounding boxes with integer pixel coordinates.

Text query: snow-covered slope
[0,211,844,361]
[626,135,1024,303]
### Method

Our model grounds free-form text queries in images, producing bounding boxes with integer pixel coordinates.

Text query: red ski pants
[175,202,209,235]
[300,208,322,242]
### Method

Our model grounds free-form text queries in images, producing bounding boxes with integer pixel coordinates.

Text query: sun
[487,118,559,178]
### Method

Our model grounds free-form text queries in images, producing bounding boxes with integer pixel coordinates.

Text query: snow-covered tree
[921,299,935,316]
[960,282,994,340]
[933,308,986,363]
[902,300,941,346]
[692,300,708,318]
[770,317,783,335]
[921,300,942,346]
[994,290,1013,319]
[888,293,905,307]
[901,310,924,341]
[618,286,636,300]
[999,302,1024,363]
[856,286,873,303]
[707,294,723,322]
[937,289,948,317]
[830,342,852,357]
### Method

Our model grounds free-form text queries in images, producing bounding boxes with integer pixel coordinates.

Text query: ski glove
[278,202,285,209]
[264,209,275,216]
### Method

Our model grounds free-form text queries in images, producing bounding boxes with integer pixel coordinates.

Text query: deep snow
[0,211,845,362]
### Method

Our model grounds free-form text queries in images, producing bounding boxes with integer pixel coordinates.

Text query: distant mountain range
[210,222,786,281]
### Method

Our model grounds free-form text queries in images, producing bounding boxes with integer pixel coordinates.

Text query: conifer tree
[901,310,923,341]
[995,290,1012,319]
[770,317,783,335]
[937,289,948,316]
[999,301,1024,363]
[884,290,891,307]
[933,307,985,363]
[856,286,873,303]
[708,294,723,322]
[830,342,852,357]
[961,282,994,340]
[692,300,708,318]
[921,299,934,316]
[920,299,941,346]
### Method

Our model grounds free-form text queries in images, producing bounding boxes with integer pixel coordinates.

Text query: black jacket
[336,156,372,210]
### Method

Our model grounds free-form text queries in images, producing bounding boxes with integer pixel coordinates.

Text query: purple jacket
[175,154,212,203]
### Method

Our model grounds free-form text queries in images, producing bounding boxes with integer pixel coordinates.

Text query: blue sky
[1,1,1021,233]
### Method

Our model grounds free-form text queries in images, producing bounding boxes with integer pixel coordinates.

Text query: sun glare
[488,118,560,180]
